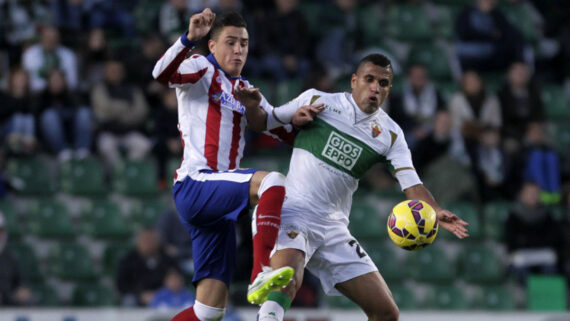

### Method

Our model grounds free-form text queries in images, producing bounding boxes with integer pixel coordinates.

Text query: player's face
[209,26,249,77]
[351,62,393,114]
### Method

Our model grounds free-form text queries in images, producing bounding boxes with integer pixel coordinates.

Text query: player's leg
[257,248,305,321]
[247,170,294,304]
[334,271,399,321]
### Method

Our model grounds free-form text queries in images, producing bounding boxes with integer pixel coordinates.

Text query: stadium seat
[102,242,133,276]
[27,200,75,239]
[80,200,131,239]
[501,3,540,43]
[480,72,505,94]
[360,241,405,282]
[130,199,170,228]
[390,284,417,310]
[358,5,382,44]
[423,285,468,310]
[4,156,57,195]
[113,159,158,196]
[441,203,481,239]
[48,243,97,281]
[432,6,455,40]
[7,241,43,283]
[548,122,570,157]
[527,275,567,311]
[459,243,504,283]
[471,286,516,310]
[349,203,385,241]
[248,78,276,103]
[134,0,163,34]
[483,201,514,241]
[326,294,359,309]
[276,79,304,106]
[30,283,60,306]
[384,4,433,42]
[406,245,456,282]
[542,85,570,120]
[435,80,460,103]
[71,283,117,306]
[407,44,452,80]
[60,157,107,196]
[0,201,21,239]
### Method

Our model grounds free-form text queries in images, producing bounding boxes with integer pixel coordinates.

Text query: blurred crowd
[0,0,569,310]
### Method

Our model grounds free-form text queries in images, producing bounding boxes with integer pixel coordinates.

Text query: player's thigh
[335,271,399,321]
[195,278,228,308]
[249,170,268,205]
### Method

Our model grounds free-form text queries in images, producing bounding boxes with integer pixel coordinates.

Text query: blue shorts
[172,168,257,287]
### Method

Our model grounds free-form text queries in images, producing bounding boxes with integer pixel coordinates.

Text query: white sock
[258,300,284,321]
[193,300,226,321]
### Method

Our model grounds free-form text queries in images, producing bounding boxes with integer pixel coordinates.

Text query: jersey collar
[206,53,245,81]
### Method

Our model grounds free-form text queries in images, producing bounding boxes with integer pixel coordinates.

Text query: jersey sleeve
[385,125,422,190]
[264,89,315,130]
[152,32,209,88]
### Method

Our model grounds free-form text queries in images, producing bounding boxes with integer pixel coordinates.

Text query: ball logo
[321,132,362,170]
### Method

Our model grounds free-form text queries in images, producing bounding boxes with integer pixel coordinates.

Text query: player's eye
[379,79,390,87]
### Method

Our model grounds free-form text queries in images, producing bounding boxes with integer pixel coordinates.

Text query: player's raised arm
[152,8,215,86]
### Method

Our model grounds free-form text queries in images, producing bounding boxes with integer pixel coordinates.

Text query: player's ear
[208,39,216,54]
[350,73,357,90]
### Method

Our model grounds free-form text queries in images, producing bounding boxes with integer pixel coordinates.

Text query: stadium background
[0,0,569,320]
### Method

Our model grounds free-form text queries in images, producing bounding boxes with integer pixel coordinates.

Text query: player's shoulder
[378,109,405,135]
[297,89,342,104]
[184,54,211,67]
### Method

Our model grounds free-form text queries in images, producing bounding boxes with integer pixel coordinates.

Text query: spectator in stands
[149,267,194,309]
[448,70,502,160]
[505,181,563,284]
[39,69,93,161]
[157,209,192,274]
[159,0,192,43]
[474,126,506,200]
[389,64,446,148]
[0,212,33,306]
[80,29,111,92]
[22,26,78,93]
[499,61,544,152]
[247,0,310,81]
[49,0,83,46]
[455,0,526,71]
[117,228,178,307]
[126,34,166,107]
[86,0,136,38]
[153,90,181,188]
[0,68,36,155]
[92,59,151,170]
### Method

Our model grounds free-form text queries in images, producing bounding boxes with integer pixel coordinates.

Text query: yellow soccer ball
[387,200,438,250]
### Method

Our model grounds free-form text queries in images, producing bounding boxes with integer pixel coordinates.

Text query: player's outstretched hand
[436,209,469,239]
[292,104,324,128]
[188,8,216,42]
[235,86,262,110]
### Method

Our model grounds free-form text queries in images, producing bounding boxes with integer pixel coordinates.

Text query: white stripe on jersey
[189,171,253,183]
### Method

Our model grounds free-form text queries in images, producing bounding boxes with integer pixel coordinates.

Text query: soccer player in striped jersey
[235,54,469,321]
[152,8,322,321]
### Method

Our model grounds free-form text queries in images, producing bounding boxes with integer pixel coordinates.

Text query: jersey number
[348,240,367,258]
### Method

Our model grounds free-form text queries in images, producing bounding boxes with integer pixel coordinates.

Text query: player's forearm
[403,184,442,212]
[152,32,196,85]
[246,106,268,132]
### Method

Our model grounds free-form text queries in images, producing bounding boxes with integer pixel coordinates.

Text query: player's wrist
[181,31,199,47]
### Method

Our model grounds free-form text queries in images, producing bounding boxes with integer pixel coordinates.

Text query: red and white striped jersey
[153,34,294,183]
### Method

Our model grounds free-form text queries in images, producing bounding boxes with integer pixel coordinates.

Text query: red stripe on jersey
[204,69,222,171]
[156,47,191,85]
[269,127,297,146]
[228,111,242,169]
[170,67,208,85]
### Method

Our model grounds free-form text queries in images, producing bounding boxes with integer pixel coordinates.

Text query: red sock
[171,306,200,321]
[251,185,285,282]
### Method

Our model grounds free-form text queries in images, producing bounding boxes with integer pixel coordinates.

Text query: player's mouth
[232,59,243,64]
[368,96,379,104]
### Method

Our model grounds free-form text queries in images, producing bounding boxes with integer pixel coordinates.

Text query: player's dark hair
[357,54,393,73]
[210,11,247,40]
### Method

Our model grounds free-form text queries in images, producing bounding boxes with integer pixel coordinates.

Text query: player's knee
[193,300,226,321]
[257,171,285,197]
[369,301,399,321]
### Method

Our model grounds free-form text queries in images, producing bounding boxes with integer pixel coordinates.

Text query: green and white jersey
[281,89,422,225]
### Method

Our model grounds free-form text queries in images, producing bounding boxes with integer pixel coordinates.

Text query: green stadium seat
[130,199,170,228]
[276,79,304,106]
[299,3,323,37]
[248,78,275,103]
[423,285,468,310]
[60,157,106,196]
[30,283,60,306]
[483,201,514,241]
[360,241,405,282]
[349,203,385,241]
[527,275,567,311]
[134,0,163,34]
[4,156,57,195]
[501,4,540,43]
[80,200,131,239]
[7,241,43,282]
[432,6,455,40]
[441,203,481,239]
[542,85,570,120]
[435,81,460,103]
[548,122,570,157]
[390,284,417,310]
[358,6,382,44]
[103,242,132,276]
[407,44,452,80]
[384,4,433,41]
[406,245,456,282]
[48,243,97,281]
[113,159,158,196]
[480,72,505,94]
[471,286,516,310]
[28,200,75,239]
[71,283,117,306]
[326,294,359,309]
[459,243,504,283]
[0,201,21,239]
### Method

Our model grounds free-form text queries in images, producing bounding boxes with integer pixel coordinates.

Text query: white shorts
[270,210,378,296]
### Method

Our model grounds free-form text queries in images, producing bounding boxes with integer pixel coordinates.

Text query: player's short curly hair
[357,54,393,73]
[210,11,247,40]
